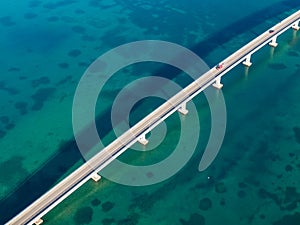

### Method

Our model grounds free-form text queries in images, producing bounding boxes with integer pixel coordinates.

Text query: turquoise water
[0,0,300,224]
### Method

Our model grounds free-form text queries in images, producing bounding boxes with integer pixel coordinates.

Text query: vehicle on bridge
[216,63,224,70]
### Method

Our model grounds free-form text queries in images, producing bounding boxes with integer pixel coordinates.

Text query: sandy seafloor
[0,0,300,224]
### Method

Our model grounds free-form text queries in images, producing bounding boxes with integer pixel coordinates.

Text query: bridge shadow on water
[1,1,300,223]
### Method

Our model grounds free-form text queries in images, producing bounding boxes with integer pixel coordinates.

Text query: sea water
[0,0,300,224]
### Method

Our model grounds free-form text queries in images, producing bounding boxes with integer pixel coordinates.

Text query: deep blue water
[0,0,300,224]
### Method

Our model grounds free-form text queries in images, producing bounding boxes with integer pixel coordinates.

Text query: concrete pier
[138,134,149,145]
[292,20,299,30]
[178,102,189,115]
[243,55,252,67]
[269,36,278,47]
[212,77,223,89]
[91,173,101,182]
[34,218,43,225]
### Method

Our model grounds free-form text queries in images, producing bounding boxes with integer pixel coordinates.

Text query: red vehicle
[216,63,224,70]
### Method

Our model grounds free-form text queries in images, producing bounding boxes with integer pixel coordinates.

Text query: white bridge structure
[5,10,300,225]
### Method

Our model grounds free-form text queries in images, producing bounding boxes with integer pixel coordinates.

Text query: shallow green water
[0,0,300,224]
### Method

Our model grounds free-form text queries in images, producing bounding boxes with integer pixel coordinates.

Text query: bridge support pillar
[243,55,252,67]
[269,36,278,47]
[178,102,188,115]
[91,173,101,182]
[34,218,44,225]
[212,77,223,89]
[292,20,299,30]
[138,134,148,145]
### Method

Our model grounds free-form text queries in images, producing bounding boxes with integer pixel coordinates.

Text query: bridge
[5,10,300,225]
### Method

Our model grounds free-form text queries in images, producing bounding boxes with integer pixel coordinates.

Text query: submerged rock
[72,25,86,34]
[292,127,300,143]
[215,182,227,193]
[74,206,93,225]
[102,218,115,225]
[285,164,293,172]
[268,63,287,70]
[58,62,69,69]
[199,198,212,211]
[237,190,246,198]
[117,213,139,225]
[102,201,115,212]
[15,101,28,115]
[0,16,16,26]
[0,116,10,124]
[273,212,300,225]
[31,76,50,88]
[91,198,101,206]
[5,123,15,130]
[0,156,28,184]
[68,49,82,57]
[0,130,6,138]
[31,87,55,111]
[180,213,205,225]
